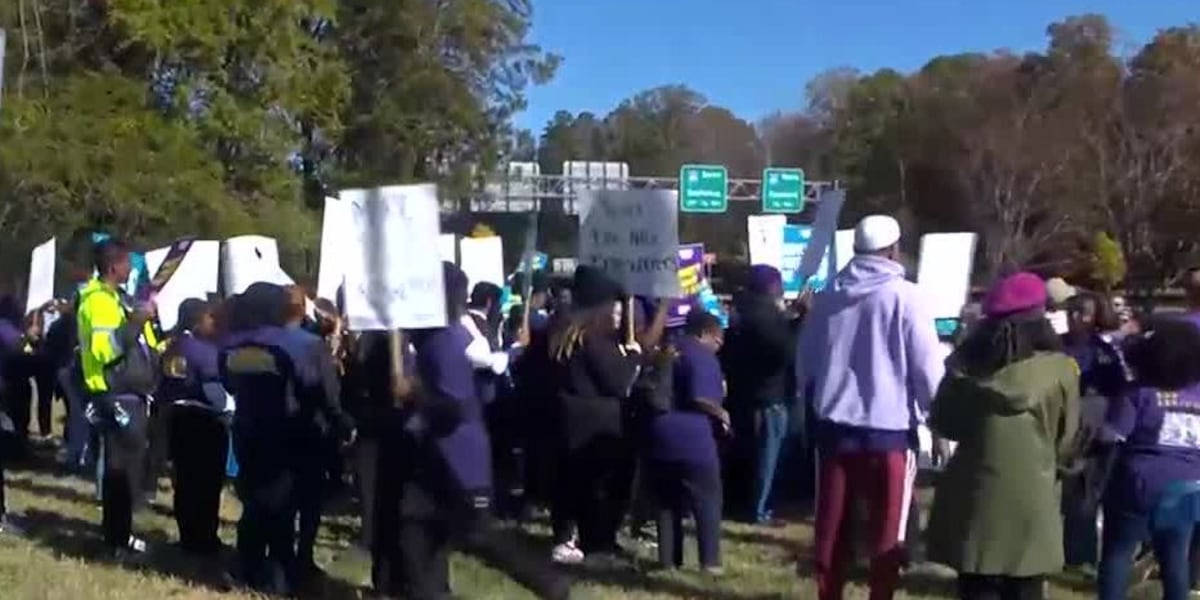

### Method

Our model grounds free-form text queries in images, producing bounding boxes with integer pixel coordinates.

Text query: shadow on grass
[490,525,792,600]
[6,475,98,507]
[17,508,365,598]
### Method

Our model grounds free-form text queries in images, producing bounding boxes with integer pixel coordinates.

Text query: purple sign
[667,243,707,328]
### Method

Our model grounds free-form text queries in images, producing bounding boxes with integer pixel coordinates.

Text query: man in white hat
[796,215,945,600]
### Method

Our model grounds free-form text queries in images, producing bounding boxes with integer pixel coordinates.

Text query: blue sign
[782,225,831,297]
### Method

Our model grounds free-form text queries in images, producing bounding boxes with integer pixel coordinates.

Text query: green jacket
[925,351,1080,577]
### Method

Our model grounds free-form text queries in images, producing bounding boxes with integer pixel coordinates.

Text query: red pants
[812,449,915,600]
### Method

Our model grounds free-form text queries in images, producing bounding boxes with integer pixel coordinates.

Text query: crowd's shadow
[17,508,365,598]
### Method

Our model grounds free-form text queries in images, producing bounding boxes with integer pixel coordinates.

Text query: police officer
[219,283,353,595]
[76,239,161,558]
[372,262,568,600]
[158,299,230,555]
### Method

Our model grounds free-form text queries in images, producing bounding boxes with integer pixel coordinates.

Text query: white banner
[25,237,55,314]
[146,241,219,331]
[459,237,505,290]
[918,232,978,319]
[578,189,681,298]
[342,184,447,330]
[221,236,293,297]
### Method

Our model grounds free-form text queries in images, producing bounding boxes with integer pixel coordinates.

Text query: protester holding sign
[547,265,642,563]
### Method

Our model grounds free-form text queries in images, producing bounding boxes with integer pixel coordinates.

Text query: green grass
[0,443,1106,599]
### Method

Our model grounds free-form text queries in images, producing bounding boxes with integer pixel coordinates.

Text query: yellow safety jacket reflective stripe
[76,278,161,393]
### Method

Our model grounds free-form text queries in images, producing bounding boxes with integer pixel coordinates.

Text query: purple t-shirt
[649,336,724,466]
[1105,385,1200,513]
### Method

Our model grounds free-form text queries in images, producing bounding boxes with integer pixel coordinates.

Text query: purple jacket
[798,255,944,434]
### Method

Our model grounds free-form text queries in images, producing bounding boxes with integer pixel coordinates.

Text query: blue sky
[517,0,1196,133]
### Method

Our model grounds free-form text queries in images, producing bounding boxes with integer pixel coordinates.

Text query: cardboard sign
[578,189,681,298]
[317,196,353,302]
[221,236,293,296]
[341,184,447,331]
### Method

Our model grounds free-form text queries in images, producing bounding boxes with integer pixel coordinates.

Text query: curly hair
[954,311,1063,377]
[1125,317,1200,391]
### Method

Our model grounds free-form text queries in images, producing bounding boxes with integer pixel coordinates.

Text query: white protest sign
[317,196,353,302]
[797,189,845,285]
[579,189,681,298]
[918,232,979,319]
[145,241,219,331]
[25,238,55,314]
[439,234,457,264]
[459,237,505,290]
[342,184,447,331]
[221,236,293,296]
[833,229,856,273]
[747,214,786,268]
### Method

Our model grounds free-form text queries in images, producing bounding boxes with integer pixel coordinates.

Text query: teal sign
[679,164,728,213]
[762,168,806,213]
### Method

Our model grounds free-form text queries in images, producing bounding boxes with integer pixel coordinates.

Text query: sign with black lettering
[578,189,682,299]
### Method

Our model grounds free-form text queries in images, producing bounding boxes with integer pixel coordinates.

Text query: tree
[335,0,558,193]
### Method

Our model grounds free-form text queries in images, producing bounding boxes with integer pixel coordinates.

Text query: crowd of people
[0,215,1196,600]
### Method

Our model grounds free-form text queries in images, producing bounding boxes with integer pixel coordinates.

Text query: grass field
[0,442,1110,600]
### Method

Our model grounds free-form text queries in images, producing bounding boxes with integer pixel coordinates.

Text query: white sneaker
[127,536,147,553]
[551,541,584,564]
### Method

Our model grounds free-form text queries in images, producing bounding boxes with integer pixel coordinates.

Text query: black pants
[169,405,228,554]
[372,436,568,600]
[100,396,149,548]
[651,459,722,568]
[295,459,325,568]
[34,359,56,438]
[957,574,1045,600]
[234,438,297,592]
[564,436,634,554]
[7,376,31,445]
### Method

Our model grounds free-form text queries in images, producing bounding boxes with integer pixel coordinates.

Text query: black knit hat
[571,265,622,310]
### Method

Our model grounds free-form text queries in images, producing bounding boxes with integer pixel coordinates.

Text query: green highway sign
[762,167,806,213]
[679,164,728,213]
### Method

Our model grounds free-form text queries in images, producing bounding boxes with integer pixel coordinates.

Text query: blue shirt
[649,336,724,466]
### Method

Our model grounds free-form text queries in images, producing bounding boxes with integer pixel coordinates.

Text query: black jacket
[721,292,797,410]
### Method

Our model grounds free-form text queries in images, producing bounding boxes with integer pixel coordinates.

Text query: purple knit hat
[983,272,1048,318]
[748,264,784,297]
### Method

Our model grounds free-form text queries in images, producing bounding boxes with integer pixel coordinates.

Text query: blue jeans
[753,404,788,522]
[1098,507,1192,600]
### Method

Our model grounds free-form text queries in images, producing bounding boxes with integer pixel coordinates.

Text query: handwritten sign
[342,184,447,331]
[25,238,55,314]
[578,189,681,298]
